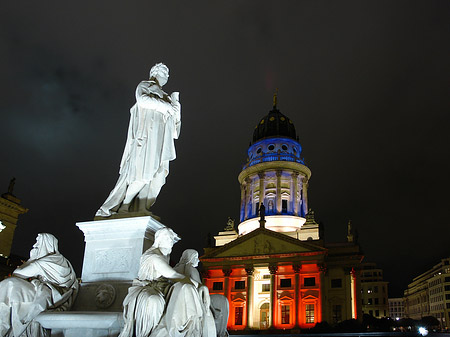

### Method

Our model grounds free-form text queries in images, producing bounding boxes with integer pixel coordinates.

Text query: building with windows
[389,298,405,320]
[0,178,28,278]
[201,99,364,332]
[360,263,389,318]
[404,257,450,330]
[0,178,28,258]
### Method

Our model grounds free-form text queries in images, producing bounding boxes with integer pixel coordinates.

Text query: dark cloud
[1,1,449,298]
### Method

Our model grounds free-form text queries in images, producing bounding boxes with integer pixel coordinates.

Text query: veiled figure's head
[30,233,59,260]
[149,63,169,87]
[178,249,199,268]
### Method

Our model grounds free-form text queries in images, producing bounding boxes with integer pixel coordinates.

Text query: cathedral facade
[201,100,364,331]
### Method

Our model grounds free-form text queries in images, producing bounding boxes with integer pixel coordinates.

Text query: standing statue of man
[0,233,78,337]
[96,63,181,217]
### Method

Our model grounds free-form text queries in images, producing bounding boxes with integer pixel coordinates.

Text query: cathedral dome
[252,107,297,144]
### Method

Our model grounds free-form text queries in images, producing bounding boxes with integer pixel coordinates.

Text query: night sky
[1,1,449,298]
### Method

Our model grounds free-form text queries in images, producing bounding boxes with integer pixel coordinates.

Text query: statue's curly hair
[149,63,169,79]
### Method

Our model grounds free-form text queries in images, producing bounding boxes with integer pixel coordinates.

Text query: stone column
[240,183,246,222]
[319,264,327,323]
[291,172,299,215]
[276,170,282,214]
[293,264,301,327]
[223,269,232,299]
[302,179,308,217]
[269,264,278,328]
[244,178,251,220]
[245,266,254,329]
[258,172,265,210]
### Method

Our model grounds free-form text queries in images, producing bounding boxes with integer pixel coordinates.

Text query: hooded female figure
[150,249,216,337]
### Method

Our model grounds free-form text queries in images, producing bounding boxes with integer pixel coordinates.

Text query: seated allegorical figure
[119,227,187,337]
[0,233,78,337]
[150,249,216,337]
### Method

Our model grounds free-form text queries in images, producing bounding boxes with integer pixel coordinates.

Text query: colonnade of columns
[240,170,308,222]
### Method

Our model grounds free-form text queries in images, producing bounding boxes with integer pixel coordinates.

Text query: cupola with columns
[216,93,319,245]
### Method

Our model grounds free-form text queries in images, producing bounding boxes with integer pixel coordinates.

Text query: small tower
[235,95,317,240]
[0,178,28,257]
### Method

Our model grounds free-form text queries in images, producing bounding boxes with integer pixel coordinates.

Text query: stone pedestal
[73,216,164,312]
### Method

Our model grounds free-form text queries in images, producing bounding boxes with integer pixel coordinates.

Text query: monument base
[74,216,164,311]
[36,216,165,336]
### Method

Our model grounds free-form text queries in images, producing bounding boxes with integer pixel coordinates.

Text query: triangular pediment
[202,227,325,259]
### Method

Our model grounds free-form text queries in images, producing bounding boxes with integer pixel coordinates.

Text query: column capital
[269,264,278,275]
[245,266,254,276]
[276,170,282,177]
[291,171,299,178]
[222,268,232,277]
[318,263,327,274]
[258,172,265,179]
[293,264,301,273]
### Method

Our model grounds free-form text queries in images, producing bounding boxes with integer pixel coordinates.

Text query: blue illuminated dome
[245,106,304,169]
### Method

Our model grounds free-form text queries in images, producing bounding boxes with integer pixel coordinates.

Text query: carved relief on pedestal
[95,283,116,309]
[94,247,132,273]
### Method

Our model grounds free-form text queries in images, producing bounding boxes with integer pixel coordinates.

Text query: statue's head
[30,233,59,260]
[153,227,180,256]
[179,249,199,268]
[149,63,169,87]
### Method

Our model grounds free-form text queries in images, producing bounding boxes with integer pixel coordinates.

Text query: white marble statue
[0,233,78,337]
[150,249,216,337]
[210,294,229,337]
[96,63,181,217]
[119,227,185,337]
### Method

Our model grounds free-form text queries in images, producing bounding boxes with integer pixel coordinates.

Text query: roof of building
[252,106,297,144]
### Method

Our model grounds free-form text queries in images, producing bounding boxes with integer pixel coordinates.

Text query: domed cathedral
[201,95,364,332]
[238,93,316,240]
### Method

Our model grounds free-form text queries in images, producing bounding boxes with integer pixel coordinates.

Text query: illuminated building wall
[360,263,389,318]
[202,99,364,332]
[404,257,450,330]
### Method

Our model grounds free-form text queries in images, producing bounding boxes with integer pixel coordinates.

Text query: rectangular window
[213,282,223,290]
[375,310,379,317]
[446,294,450,300]
[374,286,378,293]
[368,298,373,305]
[281,305,290,324]
[445,276,450,282]
[304,277,315,287]
[263,274,271,279]
[282,199,288,212]
[332,304,342,324]
[445,285,450,291]
[280,278,292,288]
[375,298,379,305]
[262,284,270,292]
[331,279,342,288]
[235,281,245,289]
[235,307,243,325]
[305,304,315,323]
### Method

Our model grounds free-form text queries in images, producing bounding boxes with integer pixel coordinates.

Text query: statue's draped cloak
[121,81,180,193]
[0,251,78,337]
